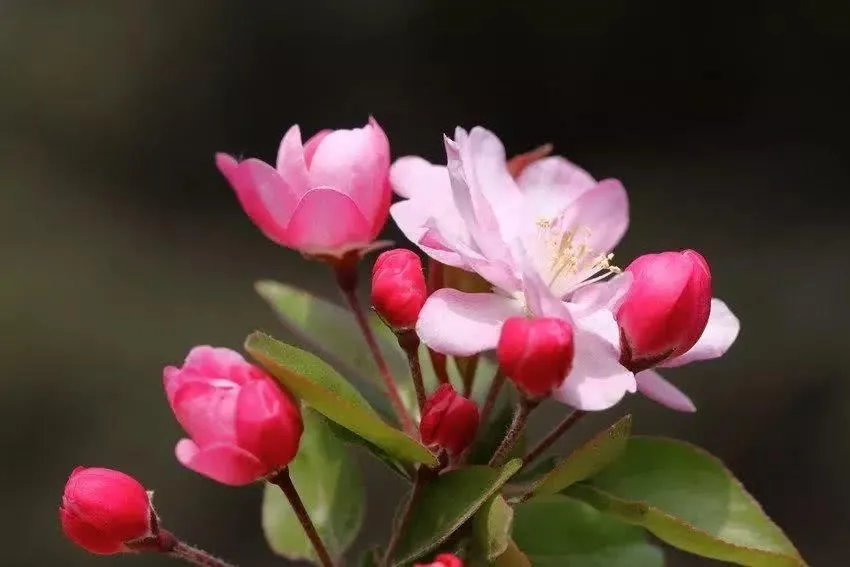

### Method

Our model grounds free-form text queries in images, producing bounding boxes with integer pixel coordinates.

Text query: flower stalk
[489,398,538,467]
[268,468,336,567]
[382,467,429,566]
[523,410,587,466]
[478,369,506,431]
[334,261,415,435]
[167,538,239,567]
[397,330,427,411]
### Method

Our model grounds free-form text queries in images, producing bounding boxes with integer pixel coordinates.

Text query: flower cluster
[57,118,803,567]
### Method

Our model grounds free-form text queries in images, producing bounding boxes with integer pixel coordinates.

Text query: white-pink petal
[390,156,452,200]
[570,272,633,316]
[517,156,597,220]
[550,179,629,263]
[661,298,740,368]
[390,202,465,267]
[635,369,696,412]
[553,331,636,411]
[415,289,522,356]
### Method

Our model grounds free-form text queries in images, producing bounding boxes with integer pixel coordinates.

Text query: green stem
[522,410,586,466]
[478,369,506,430]
[489,398,538,467]
[269,469,336,567]
[143,530,237,567]
[382,468,428,566]
[397,330,427,412]
[336,270,415,435]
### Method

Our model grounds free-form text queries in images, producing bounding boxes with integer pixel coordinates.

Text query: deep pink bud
[60,467,154,555]
[419,384,479,455]
[415,553,465,567]
[497,317,575,398]
[216,118,391,258]
[372,249,428,329]
[163,346,303,486]
[616,250,712,371]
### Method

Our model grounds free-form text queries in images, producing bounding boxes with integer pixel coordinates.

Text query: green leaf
[512,456,558,486]
[255,281,419,416]
[327,421,413,481]
[391,460,523,566]
[512,495,664,567]
[569,436,806,566]
[262,408,364,562]
[245,332,438,467]
[473,495,514,560]
[493,540,532,567]
[528,415,631,499]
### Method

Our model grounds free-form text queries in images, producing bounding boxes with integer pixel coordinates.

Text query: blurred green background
[1,1,847,565]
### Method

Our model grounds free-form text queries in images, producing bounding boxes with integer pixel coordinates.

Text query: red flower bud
[616,250,712,371]
[415,553,464,567]
[60,467,154,555]
[371,249,428,329]
[164,346,303,486]
[419,384,479,455]
[497,317,575,398]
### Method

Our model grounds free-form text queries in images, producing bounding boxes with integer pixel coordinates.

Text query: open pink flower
[390,126,628,296]
[163,346,303,486]
[217,118,391,258]
[392,127,634,410]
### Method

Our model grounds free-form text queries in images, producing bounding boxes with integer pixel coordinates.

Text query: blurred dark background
[2,1,848,565]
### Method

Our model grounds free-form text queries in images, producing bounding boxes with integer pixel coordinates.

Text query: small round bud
[371,249,428,330]
[60,467,154,555]
[498,317,575,398]
[415,553,465,567]
[419,384,479,455]
[617,250,711,371]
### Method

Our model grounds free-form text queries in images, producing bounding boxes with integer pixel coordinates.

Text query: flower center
[535,219,620,289]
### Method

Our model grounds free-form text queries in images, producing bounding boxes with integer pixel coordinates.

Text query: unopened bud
[498,317,575,398]
[617,250,711,371]
[60,467,155,555]
[372,249,428,330]
[416,553,465,567]
[419,384,479,455]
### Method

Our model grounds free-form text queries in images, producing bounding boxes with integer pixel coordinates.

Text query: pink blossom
[163,346,303,486]
[390,126,627,296]
[392,127,635,410]
[217,118,391,258]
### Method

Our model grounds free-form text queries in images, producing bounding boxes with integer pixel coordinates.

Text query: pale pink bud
[216,118,391,258]
[497,317,575,398]
[415,553,465,567]
[60,467,154,555]
[617,249,712,371]
[371,249,428,329]
[163,346,303,486]
[419,384,479,455]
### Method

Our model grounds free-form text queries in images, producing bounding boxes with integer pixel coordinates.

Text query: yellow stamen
[536,219,620,287]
